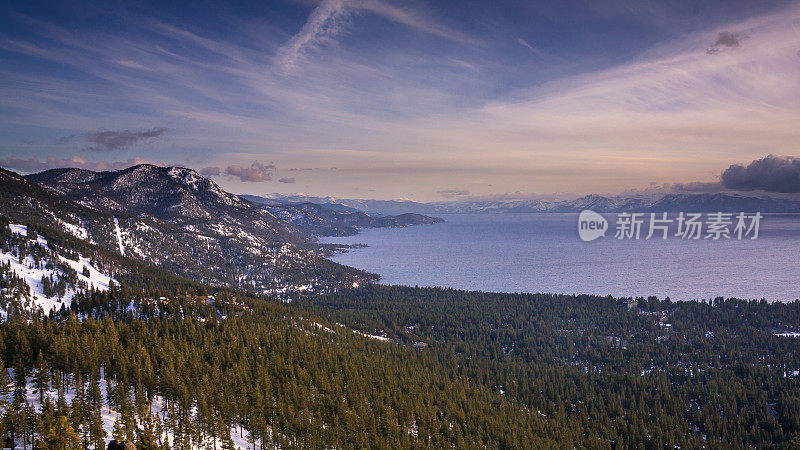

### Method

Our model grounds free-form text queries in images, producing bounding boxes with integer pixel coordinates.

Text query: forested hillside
[303,285,800,448]
[1,270,560,448]
[4,268,800,447]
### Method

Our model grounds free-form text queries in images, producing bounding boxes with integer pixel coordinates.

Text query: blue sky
[1,0,799,200]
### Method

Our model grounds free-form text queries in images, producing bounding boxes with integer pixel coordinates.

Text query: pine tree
[13,360,26,406]
[51,368,63,402]
[23,403,36,450]
[154,412,165,448]
[32,350,50,404]
[112,414,126,441]
[220,428,236,450]
[45,415,80,450]
[87,375,102,413]
[8,360,28,448]
[71,371,90,447]
[0,360,10,408]
[137,402,159,450]
[89,409,107,450]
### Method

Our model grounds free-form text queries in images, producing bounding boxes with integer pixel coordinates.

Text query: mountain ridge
[242,194,444,236]
[263,192,800,215]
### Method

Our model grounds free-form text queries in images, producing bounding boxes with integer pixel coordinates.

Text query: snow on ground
[113,218,125,256]
[1,368,258,449]
[312,322,334,334]
[45,210,89,241]
[354,330,392,342]
[9,224,27,236]
[60,219,88,240]
[775,332,800,338]
[0,251,68,315]
[1,224,117,316]
[58,254,116,291]
[9,224,48,248]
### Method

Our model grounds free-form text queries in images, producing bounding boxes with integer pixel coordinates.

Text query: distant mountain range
[263,192,800,215]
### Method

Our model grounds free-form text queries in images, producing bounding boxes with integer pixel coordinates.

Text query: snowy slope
[0,223,117,317]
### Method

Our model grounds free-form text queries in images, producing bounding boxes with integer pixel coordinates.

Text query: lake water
[321,213,800,302]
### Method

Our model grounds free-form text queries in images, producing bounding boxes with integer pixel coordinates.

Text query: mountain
[28,165,306,244]
[2,165,373,297]
[242,195,444,236]
[264,192,800,215]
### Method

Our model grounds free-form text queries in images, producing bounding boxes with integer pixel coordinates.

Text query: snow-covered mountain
[264,192,800,215]
[1,166,372,297]
[28,164,306,245]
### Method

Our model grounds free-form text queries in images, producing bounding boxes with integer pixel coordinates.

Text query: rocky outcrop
[107,439,137,450]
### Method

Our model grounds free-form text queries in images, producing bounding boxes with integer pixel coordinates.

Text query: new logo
[578,210,608,241]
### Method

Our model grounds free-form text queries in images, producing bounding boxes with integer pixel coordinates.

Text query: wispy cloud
[357,0,477,45]
[273,0,476,71]
[516,38,543,56]
[274,0,355,71]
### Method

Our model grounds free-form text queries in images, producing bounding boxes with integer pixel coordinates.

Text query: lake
[321,213,800,302]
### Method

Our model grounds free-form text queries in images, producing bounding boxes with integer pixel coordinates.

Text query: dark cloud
[714,31,743,47]
[721,155,800,193]
[0,155,154,173]
[56,134,78,144]
[278,177,295,183]
[200,166,221,176]
[437,189,470,198]
[706,31,746,55]
[84,127,168,151]
[225,161,276,182]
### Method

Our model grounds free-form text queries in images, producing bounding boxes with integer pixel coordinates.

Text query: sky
[1,0,799,201]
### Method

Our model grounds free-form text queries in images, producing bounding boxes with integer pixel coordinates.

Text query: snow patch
[9,223,28,236]
[60,219,88,240]
[775,332,800,338]
[113,217,125,256]
[355,330,392,342]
